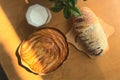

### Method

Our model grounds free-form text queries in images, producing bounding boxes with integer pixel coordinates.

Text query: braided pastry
[72,7,109,56]
[18,27,68,75]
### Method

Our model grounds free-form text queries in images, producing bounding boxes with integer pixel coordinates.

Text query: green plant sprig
[49,0,87,19]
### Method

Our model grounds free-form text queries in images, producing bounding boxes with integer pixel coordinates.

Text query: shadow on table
[0,0,106,80]
[41,44,106,80]
[0,0,37,41]
[15,43,106,80]
[0,0,70,41]
[0,64,8,80]
[0,44,22,80]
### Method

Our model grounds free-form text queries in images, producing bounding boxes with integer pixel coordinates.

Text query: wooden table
[0,0,120,80]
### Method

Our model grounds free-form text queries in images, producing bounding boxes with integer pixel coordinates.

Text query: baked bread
[18,27,68,75]
[72,7,109,56]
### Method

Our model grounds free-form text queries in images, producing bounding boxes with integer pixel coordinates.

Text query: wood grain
[0,0,120,80]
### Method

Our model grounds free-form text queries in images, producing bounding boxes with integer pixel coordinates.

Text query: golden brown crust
[72,7,109,56]
[72,7,99,29]
[18,27,68,75]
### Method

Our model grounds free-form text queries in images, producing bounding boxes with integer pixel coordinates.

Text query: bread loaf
[72,7,109,56]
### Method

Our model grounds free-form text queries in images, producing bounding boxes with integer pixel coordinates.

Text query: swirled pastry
[72,7,109,56]
[18,28,68,75]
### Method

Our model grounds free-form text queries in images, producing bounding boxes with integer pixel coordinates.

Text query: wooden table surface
[0,0,120,80]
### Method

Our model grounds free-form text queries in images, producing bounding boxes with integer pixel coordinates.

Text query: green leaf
[65,0,75,7]
[68,1,74,7]
[49,0,85,19]
[70,7,81,17]
[69,0,77,6]
[63,7,71,19]
[50,2,63,13]
[74,0,78,4]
